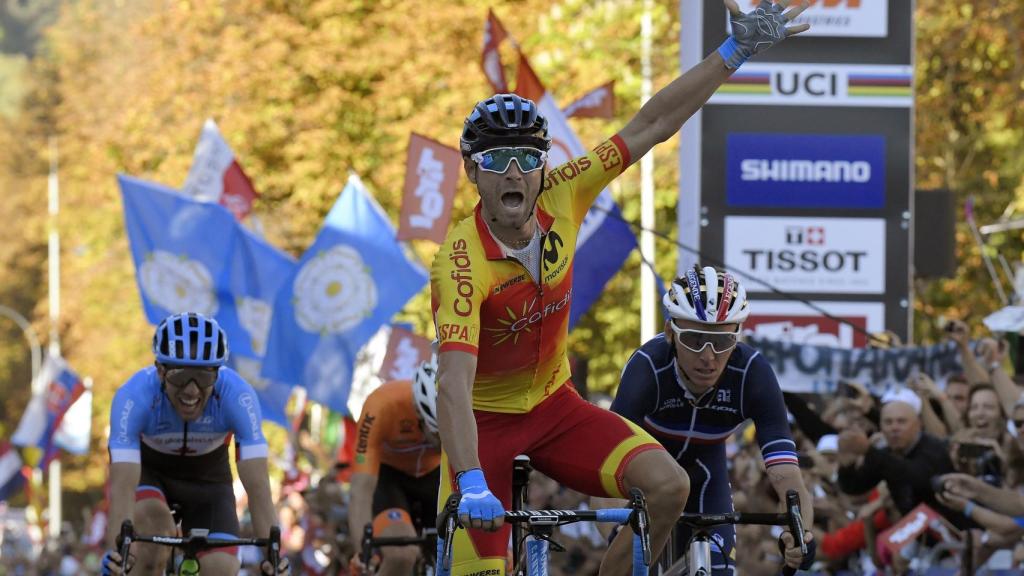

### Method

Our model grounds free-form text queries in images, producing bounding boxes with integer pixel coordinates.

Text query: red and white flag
[396,133,461,243]
[481,9,510,93]
[378,326,433,382]
[182,119,259,220]
[563,81,616,119]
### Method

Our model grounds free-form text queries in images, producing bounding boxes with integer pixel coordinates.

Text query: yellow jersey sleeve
[541,135,632,226]
[431,233,487,355]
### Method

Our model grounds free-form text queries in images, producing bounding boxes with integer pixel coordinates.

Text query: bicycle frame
[117,520,281,575]
[435,488,652,576]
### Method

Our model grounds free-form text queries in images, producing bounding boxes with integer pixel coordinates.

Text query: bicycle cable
[589,203,889,346]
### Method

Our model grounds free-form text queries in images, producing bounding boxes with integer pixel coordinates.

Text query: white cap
[816,434,839,454]
[881,387,922,415]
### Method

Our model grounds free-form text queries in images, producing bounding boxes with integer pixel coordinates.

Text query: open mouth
[179,396,200,409]
[501,191,524,209]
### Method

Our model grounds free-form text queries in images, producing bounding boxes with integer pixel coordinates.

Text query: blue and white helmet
[153,312,229,367]
[664,266,749,325]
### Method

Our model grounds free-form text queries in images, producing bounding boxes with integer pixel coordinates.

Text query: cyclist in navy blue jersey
[610,266,815,574]
[101,312,289,576]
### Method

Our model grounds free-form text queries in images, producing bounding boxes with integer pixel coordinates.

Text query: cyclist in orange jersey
[431,2,811,574]
[348,356,441,576]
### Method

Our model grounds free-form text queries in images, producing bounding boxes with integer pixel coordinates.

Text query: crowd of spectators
[5,320,1024,574]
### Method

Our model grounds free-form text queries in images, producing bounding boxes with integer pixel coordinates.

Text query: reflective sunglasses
[470,147,548,174]
[669,322,740,354]
[163,365,219,390]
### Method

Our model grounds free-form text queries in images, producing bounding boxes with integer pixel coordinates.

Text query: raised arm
[617,0,809,163]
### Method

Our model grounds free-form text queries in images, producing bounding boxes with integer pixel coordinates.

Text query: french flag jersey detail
[612,335,796,470]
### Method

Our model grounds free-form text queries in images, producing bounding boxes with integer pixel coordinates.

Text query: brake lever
[437,493,461,572]
[785,490,807,556]
[628,487,652,566]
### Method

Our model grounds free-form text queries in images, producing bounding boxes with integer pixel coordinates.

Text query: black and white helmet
[664,266,749,325]
[412,352,439,436]
[153,312,229,367]
[460,93,551,157]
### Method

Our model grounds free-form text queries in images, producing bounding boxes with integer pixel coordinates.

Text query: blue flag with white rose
[224,226,298,426]
[261,175,428,414]
[119,174,295,426]
[120,174,241,326]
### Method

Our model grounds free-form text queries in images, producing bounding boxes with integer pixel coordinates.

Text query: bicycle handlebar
[678,510,790,527]
[675,490,806,576]
[436,488,652,574]
[360,522,437,568]
[117,520,282,573]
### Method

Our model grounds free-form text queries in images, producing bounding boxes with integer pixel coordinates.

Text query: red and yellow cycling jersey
[352,380,440,478]
[431,136,631,413]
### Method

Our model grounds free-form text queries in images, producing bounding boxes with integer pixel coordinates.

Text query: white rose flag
[261,175,427,414]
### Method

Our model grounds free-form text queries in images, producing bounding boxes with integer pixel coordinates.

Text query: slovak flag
[0,441,25,502]
[181,118,259,220]
[11,353,85,463]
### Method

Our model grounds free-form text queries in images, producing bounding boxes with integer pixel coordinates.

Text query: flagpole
[639,0,657,343]
[47,136,62,540]
[0,305,41,389]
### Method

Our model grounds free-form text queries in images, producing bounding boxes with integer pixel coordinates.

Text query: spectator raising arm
[947,320,994,386]
[939,472,1024,517]
[936,490,1024,538]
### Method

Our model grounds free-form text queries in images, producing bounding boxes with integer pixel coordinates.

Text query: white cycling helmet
[663,265,749,325]
[412,351,439,436]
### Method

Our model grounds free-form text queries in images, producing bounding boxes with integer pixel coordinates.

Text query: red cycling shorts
[437,384,663,575]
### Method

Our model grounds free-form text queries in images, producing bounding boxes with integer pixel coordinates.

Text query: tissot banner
[724,216,886,294]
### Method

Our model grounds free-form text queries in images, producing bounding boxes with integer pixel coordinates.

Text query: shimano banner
[680,1,913,338]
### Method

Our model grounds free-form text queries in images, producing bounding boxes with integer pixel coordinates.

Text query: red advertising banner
[396,133,461,243]
[563,81,615,119]
[877,503,957,561]
[481,9,510,93]
[378,326,433,382]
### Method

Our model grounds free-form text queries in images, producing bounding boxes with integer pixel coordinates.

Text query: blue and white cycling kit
[108,366,269,536]
[612,337,796,575]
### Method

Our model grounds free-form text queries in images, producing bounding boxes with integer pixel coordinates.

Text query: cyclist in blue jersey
[101,313,289,576]
[610,266,815,574]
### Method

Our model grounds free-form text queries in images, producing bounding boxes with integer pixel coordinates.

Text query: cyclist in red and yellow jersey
[348,356,441,576]
[432,3,809,574]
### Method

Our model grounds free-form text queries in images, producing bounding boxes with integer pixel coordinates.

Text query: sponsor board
[732,1,888,38]
[743,300,884,348]
[726,133,885,208]
[710,63,912,107]
[724,216,886,294]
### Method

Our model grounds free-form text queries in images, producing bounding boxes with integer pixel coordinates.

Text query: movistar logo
[543,231,563,271]
[740,159,871,183]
